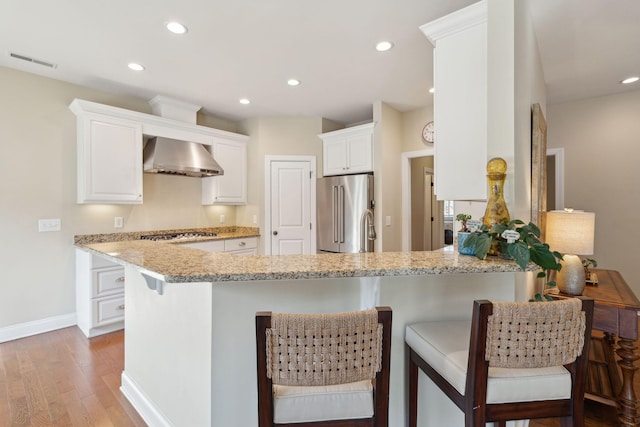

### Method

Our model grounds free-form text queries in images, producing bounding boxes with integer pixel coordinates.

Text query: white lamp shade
[545,210,595,255]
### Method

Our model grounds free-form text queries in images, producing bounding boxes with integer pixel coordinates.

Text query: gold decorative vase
[483,158,510,255]
[483,157,510,227]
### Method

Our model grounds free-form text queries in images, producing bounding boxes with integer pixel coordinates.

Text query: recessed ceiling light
[375,41,394,52]
[429,87,435,94]
[128,63,145,71]
[166,21,188,34]
[287,79,300,86]
[239,98,250,105]
[621,76,639,84]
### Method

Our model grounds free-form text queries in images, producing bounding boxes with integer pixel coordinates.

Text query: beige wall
[547,89,640,295]
[0,66,237,329]
[401,106,434,153]
[237,116,327,253]
[410,156,435,250]
[373,101,404,252]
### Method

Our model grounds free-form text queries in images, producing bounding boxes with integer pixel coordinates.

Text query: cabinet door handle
[117,304,125,310]
[116,277,125,282]
[239,241,246,246]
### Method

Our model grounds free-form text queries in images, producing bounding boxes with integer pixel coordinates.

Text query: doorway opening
[402,148,448,251]
[546,148,564,210]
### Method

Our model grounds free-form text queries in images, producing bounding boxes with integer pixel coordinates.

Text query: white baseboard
[120,371,173,427]
[0,313,76,343]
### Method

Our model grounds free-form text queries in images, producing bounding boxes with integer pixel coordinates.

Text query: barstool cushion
[406,321,572,404]
[272,379,373,423]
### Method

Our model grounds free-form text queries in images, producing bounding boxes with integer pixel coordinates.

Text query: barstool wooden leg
[408,346,418,427]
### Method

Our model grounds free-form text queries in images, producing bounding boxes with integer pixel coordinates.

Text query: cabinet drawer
[227,248,257,256]
[178,240,225,252]
[93,267,125,297]
[94,295,125,327]
[92,255,120,269]
[224,237,257,252]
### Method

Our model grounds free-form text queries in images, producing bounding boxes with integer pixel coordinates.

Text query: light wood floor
[0,327,145,427]
[0,325,632,426]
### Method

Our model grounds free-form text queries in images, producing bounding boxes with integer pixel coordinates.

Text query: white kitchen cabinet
[202,139,247,205]
[178,240,225,252]
[73,112,143,204]
[75,249,126,338]
[224,236,258,255]
[420,1,487,200]
[320,123,374,176]
[70,98,250,205]
[178,236,258,255]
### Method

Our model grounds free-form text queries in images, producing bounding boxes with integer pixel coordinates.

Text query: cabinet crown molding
[420,0,487,46]
[69,98,249,144]
[318,121,375,139]
[148,95,201,124]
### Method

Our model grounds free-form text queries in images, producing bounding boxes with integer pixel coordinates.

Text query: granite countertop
[77,238,532,283]
[74,226,260,245]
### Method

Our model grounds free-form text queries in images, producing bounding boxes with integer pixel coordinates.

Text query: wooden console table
[573,269,640,426]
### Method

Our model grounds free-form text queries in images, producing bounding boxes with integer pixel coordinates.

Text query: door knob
[273,231,278,236]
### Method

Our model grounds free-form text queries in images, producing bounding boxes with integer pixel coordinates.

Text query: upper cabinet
[70,98,249,205]
[420,1,488,201]
[73,111,143,204]
[319,123,374,176]
[202,138,247,205]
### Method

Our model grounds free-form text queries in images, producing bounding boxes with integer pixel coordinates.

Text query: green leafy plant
[456,213,472,232]
[462,218,563,301]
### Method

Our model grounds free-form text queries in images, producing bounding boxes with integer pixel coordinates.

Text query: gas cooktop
[140,231,218,242]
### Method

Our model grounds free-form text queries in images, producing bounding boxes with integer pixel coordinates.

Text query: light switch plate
[38,218,61,232]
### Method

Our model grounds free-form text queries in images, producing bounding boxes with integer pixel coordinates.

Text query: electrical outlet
[38,218,61,232]
[114,217,124,228]
[219,214,225,223]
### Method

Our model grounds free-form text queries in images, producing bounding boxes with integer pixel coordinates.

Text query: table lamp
[545,209,595,295]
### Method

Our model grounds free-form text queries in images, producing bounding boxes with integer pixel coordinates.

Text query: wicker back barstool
[405,297,594,426]
[256,307,392,426]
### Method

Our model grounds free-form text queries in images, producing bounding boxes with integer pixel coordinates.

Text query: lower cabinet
[179,237,258,255]
[224,237,258,255]
[178,240,225,252]
[76,249,125,338]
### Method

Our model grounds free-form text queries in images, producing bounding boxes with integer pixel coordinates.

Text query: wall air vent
[9,52,57,69]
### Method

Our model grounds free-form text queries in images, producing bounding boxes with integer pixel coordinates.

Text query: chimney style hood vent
[143,137,224,178]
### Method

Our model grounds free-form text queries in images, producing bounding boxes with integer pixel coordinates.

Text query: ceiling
[1,0,639,125]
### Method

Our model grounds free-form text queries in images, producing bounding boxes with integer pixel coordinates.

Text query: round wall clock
[422,121,434,144]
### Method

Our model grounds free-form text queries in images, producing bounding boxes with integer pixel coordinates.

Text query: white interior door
[267,158,315,255]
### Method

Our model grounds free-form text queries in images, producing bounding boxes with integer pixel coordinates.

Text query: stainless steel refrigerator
[317,174,376,253]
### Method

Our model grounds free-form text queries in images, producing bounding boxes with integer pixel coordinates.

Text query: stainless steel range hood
[143,137,224,177]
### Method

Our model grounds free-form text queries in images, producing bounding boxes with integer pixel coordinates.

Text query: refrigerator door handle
[332,185,339,243]
[338,185,345,243]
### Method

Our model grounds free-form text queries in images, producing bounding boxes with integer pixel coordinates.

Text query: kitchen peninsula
[77,237,537,427]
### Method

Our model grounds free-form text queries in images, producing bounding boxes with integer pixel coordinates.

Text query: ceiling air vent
[9,52,57,69]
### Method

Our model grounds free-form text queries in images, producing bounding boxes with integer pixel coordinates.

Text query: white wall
[0,66,237,331]
[485,0,546,222]
[513,0,547,221]
[547,89,640,296]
